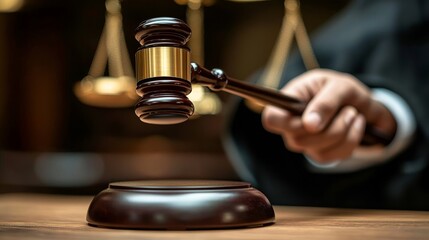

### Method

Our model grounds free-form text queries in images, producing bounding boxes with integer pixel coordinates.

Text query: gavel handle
[191,63,393,146]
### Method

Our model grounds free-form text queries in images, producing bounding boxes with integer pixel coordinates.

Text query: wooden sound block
[86,180,275,230]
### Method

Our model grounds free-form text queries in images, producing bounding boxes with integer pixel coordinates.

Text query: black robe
[224,0,429,210]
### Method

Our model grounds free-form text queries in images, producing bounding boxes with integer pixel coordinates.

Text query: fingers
[262,106,305,135]
[305,112,366,164]
[261,69,371,163]
[287,107,358,152]
[262,105,307,153]
[302,79,348,133]
[279,69,356,134]
[266,106,366,163]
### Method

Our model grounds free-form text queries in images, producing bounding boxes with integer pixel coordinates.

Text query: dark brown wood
[109,180,251,190]
[135,17,191,47]
[135,78,194,125]
[191,63,305,115]
[134,17,194,125]
[134,17,393,145]
[86,180,275,230]
[2,193,429,240]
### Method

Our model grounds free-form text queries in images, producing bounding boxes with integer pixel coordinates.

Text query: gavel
[134,17,393,146]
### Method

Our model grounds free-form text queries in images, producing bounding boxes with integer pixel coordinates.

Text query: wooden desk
[1,193,428,240]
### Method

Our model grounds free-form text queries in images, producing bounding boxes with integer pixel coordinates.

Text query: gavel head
[134,17,194,125]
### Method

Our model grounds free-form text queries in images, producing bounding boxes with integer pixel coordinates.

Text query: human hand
[262,69,396,163]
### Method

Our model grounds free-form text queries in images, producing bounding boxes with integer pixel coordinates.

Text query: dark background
[0,0,349,194]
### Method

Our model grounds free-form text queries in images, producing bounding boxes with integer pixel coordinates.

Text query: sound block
[86,180,275,230]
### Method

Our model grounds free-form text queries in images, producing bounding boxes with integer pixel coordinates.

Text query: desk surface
[1,193,429,240]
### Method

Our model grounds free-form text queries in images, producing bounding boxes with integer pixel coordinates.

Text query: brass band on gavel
[135,46,191,81]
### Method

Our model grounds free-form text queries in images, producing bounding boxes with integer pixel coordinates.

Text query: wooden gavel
[134,17,393,145]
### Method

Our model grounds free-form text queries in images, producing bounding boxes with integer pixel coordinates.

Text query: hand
[262,69,396,164]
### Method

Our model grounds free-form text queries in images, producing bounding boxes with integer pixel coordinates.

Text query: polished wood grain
[1,193,429,240]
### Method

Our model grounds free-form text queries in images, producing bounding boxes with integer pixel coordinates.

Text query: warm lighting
[174,0,215,7]
[188,84,205,102]
[74,0,137,108]
[83,76,133,95]
[246,0,318,112]
[260,0,319,89]
[227,0,269,2]
[74,76,137,107]
[0,0,24,12]
[193,90,222,115]
[175,0,222,116]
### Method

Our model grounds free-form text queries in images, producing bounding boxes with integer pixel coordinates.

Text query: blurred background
[0,0,349,194]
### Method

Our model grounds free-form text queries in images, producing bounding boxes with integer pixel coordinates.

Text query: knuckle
[314,101,336,114]
[307,68,327,76]
[348,133,361,146]
[332,127,347,140]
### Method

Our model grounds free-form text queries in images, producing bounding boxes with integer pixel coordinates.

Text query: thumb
[302,82,345,133]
